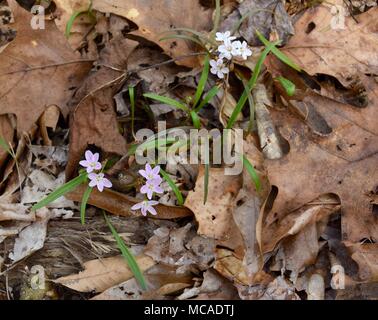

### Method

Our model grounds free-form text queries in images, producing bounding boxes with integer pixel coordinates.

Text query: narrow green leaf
[193,55,210,107]
[203,163,209,204]
[159,34,205,48]
[143,93,189,112]
[240,76,255,133]
[0,136,11,155]
[127,137,177,156]
[80,186,93,225]
[256,30,301,72]
[211,0,221,39]
[277,76,296,96]
[161,28,216,45]
[195,85,219,112]
[65,11,83,38]
[242,155,261,192]
[160,168,184,205]
[32,173,87,211]
[129,86,136,137]
[190,111,201,129]
[104,213,147,290]
[226,41,280,129]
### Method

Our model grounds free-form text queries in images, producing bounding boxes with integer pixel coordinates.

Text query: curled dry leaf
[55,254,155,293]
[66,184,192,219]
[345,243,378,282]
[0,0,92,134]
[92,0,213,68]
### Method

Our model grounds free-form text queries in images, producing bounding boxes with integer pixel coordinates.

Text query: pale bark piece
[92,0,213,68]
[0,0,92,134]
[185,166,242,240]
[55,254,156,293]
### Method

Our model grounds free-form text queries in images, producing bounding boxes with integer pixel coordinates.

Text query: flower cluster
[210,31,252,79]
[131,163,163,216]
[80,150,112,192]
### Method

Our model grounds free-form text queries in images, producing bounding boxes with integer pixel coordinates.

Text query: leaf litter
[0,0,377,301]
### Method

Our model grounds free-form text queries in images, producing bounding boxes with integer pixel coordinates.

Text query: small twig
[0,59,95,76]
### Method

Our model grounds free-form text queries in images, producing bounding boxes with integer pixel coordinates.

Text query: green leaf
[159,34,205,49]
[193,55,210,107]
[32,173,87,211]
[226,41,280,129]
[195,85,219,112]
[104,213,147,290]
[204,163,209,204]
[143,93,189,112]
[161,28,215,45]
[190,111,201,129]
[211,0,221,39]
[129,86,136,137]
[127,137,177,156]
[256,30,301,72]
[277,76,296,96]
[65,11,83,38]
[0,136,11,155]
[160,168,184,205]
[240,76,255,133]
[242,155,261,192]
[80,186,93,225]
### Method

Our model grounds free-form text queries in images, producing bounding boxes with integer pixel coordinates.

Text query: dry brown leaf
[185,166,242,240]
[92,0,213,68]
[265,102,377,243]
[55,254,155,292]
[345,243,378,282]
[66,37,138,179]
[67,184,192,219]
[0,0,92,134]
[0,115,14,169]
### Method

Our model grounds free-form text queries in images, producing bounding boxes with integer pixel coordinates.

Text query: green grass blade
[160,168,184,205]
[211,0,221,39]
[190,111,201,129]
[128,137,177,156]
[195,85,219,112]
[226,41,280,129]
[161,28,216,45]
[277,76,296,96]
[0,136,11,155]
[159,34,205,48]
[80,186,93,225]
[240,77,255,133]
[143,93,189,112]
[129,86,136,137]
[193,55,210,108]
[256,30,301,72]
[65,11,83,38]
[242,155,261,192]
[203,163,209,204]
[104,213,147,290]
[32,173,87,211]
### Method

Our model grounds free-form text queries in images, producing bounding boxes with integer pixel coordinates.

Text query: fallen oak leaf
[55,254,155,293]
[184,166,243,240]
[66,37,138,179]
[0,0,93,134]
[91,0,213,68]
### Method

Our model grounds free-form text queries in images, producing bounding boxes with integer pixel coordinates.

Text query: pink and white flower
[232,40,252,60]
[210,58,229,79]
[131,200,159,216]
[138,163,162,184]
[140,179,164,200]
[215,31,236,43]
[79,150,102,173]
[88,172,112,192]
[218,39,240,60]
